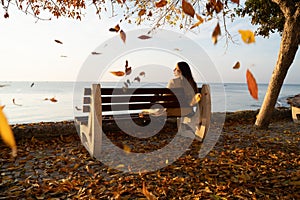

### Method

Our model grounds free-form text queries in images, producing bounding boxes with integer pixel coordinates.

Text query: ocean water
[0,81,298,124]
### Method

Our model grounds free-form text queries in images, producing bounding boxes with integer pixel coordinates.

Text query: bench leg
[291,106,300,123]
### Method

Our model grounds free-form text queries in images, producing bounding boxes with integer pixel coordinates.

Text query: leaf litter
[0,112,299,199]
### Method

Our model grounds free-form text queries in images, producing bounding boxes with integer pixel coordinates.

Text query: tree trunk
[255,14,300,129]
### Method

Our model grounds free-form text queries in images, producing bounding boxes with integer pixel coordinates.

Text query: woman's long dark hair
[177,61,198,94]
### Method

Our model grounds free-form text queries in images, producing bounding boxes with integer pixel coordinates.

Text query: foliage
[236,0,283,37]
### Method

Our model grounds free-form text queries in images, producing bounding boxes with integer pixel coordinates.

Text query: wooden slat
[83,97,91,104]
[102,102,190,112]
[83,105,90,113]
[84,88,91,95]
[101,95,186,104]
[101,88,184,95]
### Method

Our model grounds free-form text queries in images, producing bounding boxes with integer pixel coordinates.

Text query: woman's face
[173,64,182,78]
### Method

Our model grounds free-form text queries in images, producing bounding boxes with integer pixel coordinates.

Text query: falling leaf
[60,55,67,58]
[12,98,22,106]
[50,97,58,102]
[182,0,195,18]
[238,30,255,44]
[214,0,224,13]
[155,0,167,8]
[246,69,258,100]
[30,82,34,87]
[233,61,240,69]
[75,106,82,111]
[139,72,146,77]
[0,106,17,157]
[174,48,181,51]
[124,82,129,88]
[134,76,141,82]
[142,182,157,200]
[110,71,125,77]
[116,0,125,4]
[138,35,152,40]
[212,22,221,45]
[54,39,63,44]
[126,79,131,85]
[190,93,202,106]
[109,24,120,32]
[190,14,204,29]
[91,52,102,55]
[138,9,146,16]
[120,30,126,43]
[231,0,239,4]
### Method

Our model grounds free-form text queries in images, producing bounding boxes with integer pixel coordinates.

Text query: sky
[0,4,299,84]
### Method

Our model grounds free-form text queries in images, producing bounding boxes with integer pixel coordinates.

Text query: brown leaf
[110,71,125,77]
[134,76,141,82]
[212,22,221,45]
[116,0,125,4]
[4,12,9,18]
[138,35,152,40]
[182,0,195,18]
[139,71,145,77]
[12,98,22,106]
[231,0,240,5]
[50,97,58,102]
[138,9,146,17]
[91,52,102,55]
[54,39,63,44]
[155,0,167,8]
[142,182,157,200]
[109,24,120,32]
[120,30,126,43]
[215,0,223,13]
[246,69,258,100]
[233,61,240,69]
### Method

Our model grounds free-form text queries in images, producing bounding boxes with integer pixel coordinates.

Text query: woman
[166,61,198,116]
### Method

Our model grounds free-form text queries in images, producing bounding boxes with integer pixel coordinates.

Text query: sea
[0,81,299,125]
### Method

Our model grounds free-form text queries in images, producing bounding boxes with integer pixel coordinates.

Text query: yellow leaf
[246,69,258,100]
[182,0,195,17]
[142,182,157,200]
[123,144,131,153]
[238,30,255,44]
[0,106,17,157]
[212,22,221,45]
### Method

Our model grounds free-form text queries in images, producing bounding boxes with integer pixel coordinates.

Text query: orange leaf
[120,30,126,43]
[155,0,167,8]
[110,71,125,77]
[54,39,63,44]
[182,0,195,17]
[212,22,221,45]
[190,14,204,29]
[233,61,240,69]
[138,9,146,17]
[109,24,120,32]
[246,69,258,100]
[123,144,131,154]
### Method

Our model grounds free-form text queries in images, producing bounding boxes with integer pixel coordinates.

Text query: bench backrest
[82,87,202,115]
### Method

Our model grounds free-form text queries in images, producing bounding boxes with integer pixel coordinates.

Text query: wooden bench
[287,94,300,123]
[75,83,211,158]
